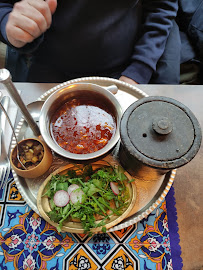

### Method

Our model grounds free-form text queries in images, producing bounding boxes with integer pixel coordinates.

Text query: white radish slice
[110,182,119,195]
[54,190,69,207]
[67,184,80,195]
[70,189,84,204]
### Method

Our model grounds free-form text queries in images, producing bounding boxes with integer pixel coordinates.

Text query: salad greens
[43,164,130,234]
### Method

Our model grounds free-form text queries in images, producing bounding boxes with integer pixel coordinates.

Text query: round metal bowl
[39,83,123,161]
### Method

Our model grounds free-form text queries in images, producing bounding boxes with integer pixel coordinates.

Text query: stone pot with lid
[119,96,202,180]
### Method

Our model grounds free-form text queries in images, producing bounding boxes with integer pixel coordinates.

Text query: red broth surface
[50,96,116,154]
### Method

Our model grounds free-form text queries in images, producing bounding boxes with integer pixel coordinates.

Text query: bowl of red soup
[39,83,123,160]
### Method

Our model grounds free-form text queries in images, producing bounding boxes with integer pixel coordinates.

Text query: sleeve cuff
[0,13,10,43]
[121,61,154,84]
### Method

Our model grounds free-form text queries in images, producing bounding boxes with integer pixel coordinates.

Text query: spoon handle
[0,69,40,137]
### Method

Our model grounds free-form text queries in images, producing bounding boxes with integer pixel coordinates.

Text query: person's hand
[6,0,57,48]
[119,76,138,85]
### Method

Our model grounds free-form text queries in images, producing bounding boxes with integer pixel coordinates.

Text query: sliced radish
[110,182,119,195]
[70,189,84,204]
[54,190,69,207]
[67,184,80,195]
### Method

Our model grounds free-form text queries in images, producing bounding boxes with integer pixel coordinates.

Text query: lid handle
[152,117,173,135]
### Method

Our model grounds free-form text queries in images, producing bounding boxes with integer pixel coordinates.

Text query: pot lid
[120,96,202,169]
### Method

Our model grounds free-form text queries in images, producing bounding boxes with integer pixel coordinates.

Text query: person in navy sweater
[0,0,180,84]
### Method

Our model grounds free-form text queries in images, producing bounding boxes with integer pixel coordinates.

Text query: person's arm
[119,76,138,85]
[0,0,13,43]
[120,0,178,84]
[0,0,57,53]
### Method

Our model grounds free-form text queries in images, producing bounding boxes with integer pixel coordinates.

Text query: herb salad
[42,163,132,234]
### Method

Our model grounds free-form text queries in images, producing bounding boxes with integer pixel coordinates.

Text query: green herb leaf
[45,163,130,234]
[47,211,61,223]
[86,183,100,196]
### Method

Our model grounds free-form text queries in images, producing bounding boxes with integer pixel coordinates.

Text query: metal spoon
[0,99,27,170]
[0,68,41,137]
[27,100,44,121]
[23,101,44,138]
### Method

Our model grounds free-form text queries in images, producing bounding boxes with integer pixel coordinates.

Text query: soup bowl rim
[39,82,123,160]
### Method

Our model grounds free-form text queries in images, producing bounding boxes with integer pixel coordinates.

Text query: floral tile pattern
[0,175,182,270]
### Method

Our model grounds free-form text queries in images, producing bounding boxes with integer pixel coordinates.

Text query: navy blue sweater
[0,0,178,83]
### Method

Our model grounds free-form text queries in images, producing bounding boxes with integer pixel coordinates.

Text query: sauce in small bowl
[51,95,116,154]
[10,138,53,178]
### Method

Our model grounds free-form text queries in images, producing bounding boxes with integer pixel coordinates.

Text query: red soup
[50,94,116,154]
